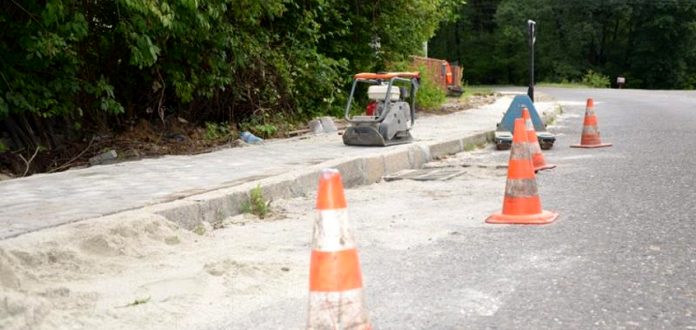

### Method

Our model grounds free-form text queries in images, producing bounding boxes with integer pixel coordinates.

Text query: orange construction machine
[411,56,463,96]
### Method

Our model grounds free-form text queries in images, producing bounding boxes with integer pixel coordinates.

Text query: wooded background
[0,0,457,173]
[429,0,696,88]
[1,0,695,175]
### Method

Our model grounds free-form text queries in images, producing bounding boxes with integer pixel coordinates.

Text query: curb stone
[147,131,495,229]
[147,100,562,230]
[4,96,562,235]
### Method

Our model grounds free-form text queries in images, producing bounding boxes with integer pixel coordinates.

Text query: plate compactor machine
[342,72,420,147]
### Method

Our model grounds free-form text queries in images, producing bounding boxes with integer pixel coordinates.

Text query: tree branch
[18,146,40,177]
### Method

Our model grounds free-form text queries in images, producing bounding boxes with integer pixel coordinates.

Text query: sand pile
[0,213,193,329]
[0,205,309,330]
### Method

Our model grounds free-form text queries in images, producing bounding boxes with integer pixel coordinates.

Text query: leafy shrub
[581,70,611,88]
[414,66,447,111]
[0,0,460,164]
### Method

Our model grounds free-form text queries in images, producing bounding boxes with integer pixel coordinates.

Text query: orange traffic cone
[307,169,371,330]
[571,98,612,148]
[486,118,558,225]
[521,107,556,172]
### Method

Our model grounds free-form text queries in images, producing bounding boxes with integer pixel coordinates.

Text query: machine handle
[354,72,420,80]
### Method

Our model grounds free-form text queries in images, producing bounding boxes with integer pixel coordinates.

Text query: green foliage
[581,70,611,88]
[241,185,271,219]
[430,1,696,89]
[204,122,231,140]
[251,124,278,138]
[0,0,459,162]
[239,109,283,138]
[415,66,447,111]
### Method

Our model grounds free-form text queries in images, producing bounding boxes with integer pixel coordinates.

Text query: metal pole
[527,20,536,102]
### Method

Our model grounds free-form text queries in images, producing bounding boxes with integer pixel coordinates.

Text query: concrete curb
[146,131,495,229]
[15,96,561,235]
[144,98,563,230]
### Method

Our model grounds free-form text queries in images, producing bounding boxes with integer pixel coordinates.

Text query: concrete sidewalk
[0,94,558,239]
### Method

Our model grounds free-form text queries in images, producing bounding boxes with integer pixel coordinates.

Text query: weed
[204,122,232,140]
[126,297,150,307]
[239,110,282,138]
[251,123,278,137]
[192,223,207,235]
[241,185,271,219]
[463,143,477,152]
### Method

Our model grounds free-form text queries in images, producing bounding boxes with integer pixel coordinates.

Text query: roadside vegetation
[0,0,460,177]
[4,1,696,177]
[460,86,495,102]
[539,70,611,89]
[414,66,448,111]
[429,1,696,88]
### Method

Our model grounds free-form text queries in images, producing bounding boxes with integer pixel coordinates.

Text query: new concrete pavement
[0,95,557,239]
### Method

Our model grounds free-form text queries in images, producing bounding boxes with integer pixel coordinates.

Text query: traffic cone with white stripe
[486,118,558,225]
[571,98,612,148]
[521,107,556,172]
[307,169,371,330]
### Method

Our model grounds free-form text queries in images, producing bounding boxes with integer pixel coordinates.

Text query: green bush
[415,66,447,111]
[0,0,460,159]
[581,70,611,88]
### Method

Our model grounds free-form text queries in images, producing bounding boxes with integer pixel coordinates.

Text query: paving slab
[0,95,559,239]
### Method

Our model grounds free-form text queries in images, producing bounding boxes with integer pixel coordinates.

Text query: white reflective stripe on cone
[312,209,356,252]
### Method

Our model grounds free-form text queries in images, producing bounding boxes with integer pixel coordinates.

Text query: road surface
[2,88,695,329]
[216,88,696,329]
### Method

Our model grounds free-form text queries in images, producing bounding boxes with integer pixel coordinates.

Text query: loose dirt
[0,146,508,329]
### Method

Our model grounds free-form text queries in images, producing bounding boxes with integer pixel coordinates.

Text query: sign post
[527,20,537,102]
[617,76,626,89]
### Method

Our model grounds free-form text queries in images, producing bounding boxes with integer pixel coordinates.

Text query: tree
[0,0,459,175]
[428,0,696,89]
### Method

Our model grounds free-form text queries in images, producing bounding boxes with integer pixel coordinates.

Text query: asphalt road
[373,88,696,329]
[211,88,696,330]
[4,88,693,329]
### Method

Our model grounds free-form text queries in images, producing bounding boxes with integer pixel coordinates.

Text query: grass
[459,85,495,102]
[537,82,591,88]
